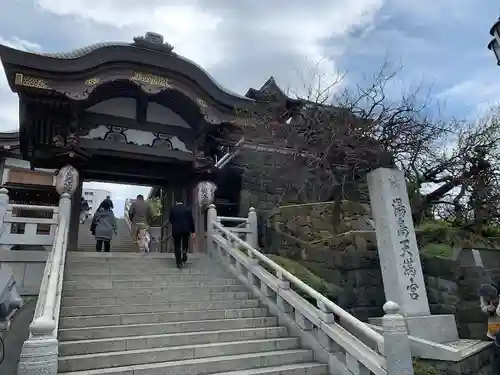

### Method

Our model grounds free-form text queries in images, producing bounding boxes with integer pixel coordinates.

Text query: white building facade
[82,188,112,216]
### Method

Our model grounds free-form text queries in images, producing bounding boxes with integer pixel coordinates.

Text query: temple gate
[0,32,277,250]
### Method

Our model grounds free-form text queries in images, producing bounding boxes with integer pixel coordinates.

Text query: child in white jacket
[136,224,151,253]
[480,284,500,339]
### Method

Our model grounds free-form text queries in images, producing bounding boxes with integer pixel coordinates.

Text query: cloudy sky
[0,0,499,213]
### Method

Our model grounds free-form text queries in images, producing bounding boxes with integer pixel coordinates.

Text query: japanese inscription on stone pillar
[367,167,430,317]
[392,197,420,300]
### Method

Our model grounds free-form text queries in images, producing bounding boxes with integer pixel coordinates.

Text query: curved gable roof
[0,32,253,105]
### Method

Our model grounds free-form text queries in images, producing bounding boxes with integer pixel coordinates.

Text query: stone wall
[267,226,385,321]
[0,250,47,296]
[423,255,500,340]
[237,148,300,214]
[418,347,495,375]
[235,147,371,216]
[268,202,500,339]
[270,201,373,243]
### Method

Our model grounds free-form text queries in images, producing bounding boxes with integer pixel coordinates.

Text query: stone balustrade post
[17,165,79,375]
[247,207,258,249]
[0,188,9,237]
[206,204,217,255]
[382,301,414,375]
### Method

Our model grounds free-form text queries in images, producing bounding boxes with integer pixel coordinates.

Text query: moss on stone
[417,220,500,258]
[267,255,342,302]
[422,243,454,258]
[413,360,441,375]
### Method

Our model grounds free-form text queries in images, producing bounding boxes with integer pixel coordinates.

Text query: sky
[0,0,500,206]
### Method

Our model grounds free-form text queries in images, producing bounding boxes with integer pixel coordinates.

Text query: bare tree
[412,107,500,229]
[238,60,451,227]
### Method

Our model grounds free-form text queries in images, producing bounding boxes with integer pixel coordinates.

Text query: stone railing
[217,208,258,247]
[207,204,414,375]
[0,188,59,295]
[2,202,59,250]
[15,164,79,375]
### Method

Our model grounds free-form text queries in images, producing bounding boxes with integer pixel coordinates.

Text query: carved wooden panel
[7,169,54,186]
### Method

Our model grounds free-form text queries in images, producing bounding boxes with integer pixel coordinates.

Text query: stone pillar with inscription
[367,167,459,344]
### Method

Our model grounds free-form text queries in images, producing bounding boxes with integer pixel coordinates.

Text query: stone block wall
[270,201,373,242]
[419,347,495,375]
[267,227,386,321]
[267,202,500,339]
[423,255,500,340]
[236,148,300,214]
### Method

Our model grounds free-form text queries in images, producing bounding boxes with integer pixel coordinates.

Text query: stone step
[62,292,252,307]
[58,338,300,372]
[62,285,254,306]
[66,258,178,265]
[62,291,252,307]
[63,277,240,290]
[62,284,247,298]
[65,255,205,263]
[64,267,232,277]
[59,317,279,341]
[208,363,328,375]
[58,349,314,375]
[65,263,209,271]
[73,249,138,253]
[66,252,200,259]
[63,273,234,283]
[74,244,137,248]
[60,299,261,317]
[59,307,270,329]
[64,267,231,280]
[64,266,230,274]
[59,327,289,356]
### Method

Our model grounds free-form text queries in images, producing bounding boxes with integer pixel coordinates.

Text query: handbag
[90,216,100,236]
[488,321,500,337]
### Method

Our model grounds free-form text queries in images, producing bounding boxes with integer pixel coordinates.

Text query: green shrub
[422,243,454,258]
[482,225,500,239]
[417,220,500,254]
[413,360,441,375]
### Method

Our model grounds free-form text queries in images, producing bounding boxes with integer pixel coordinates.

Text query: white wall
[82,188,112,216]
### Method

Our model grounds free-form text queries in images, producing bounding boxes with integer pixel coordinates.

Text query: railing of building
[206,204,414,375]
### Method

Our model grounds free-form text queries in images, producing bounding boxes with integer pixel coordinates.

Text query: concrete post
[247,207,258,249]
[206,204,217,256]
[382,301,414,375]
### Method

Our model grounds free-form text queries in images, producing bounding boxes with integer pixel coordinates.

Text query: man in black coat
[99,195,114,211]
[169,201,195,268]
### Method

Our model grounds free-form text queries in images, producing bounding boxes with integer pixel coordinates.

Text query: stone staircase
[58,251,328,375]
[76,218,138,252]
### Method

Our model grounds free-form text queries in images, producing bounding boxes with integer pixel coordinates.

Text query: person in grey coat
[91,200,117,252]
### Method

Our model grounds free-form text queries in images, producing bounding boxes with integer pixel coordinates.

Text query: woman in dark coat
[91,200,117,252]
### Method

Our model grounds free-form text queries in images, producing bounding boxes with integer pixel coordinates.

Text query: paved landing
[0,298,37,375]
